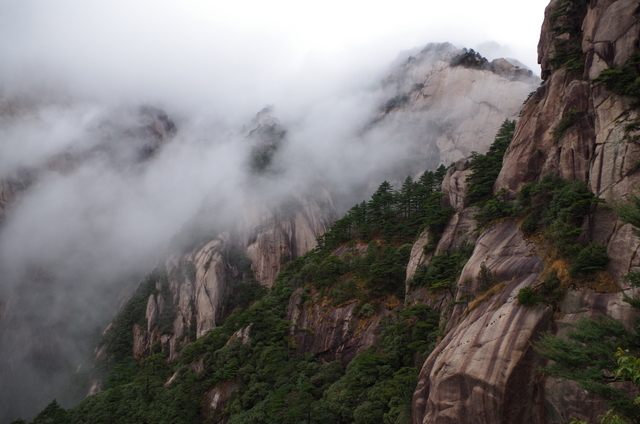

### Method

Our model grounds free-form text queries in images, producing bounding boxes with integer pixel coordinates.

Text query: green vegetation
[409,245,474,295]
[534,194,640,423]
[25,114,624,423]
[98,269,172,389]
[571,243,611,276]
[516,174,608,274]
[593,52,640,106]
[224,245,268,312]
[516,286,545,306]
[278,168,454,302]
[553,109,586,142]
[536,317,640,422]
[29,400,68,424]
[616,194,640,230]
[19,164,456,424]
[581,349,640,423]
[316,166,452,253]
[473,191,515,228]
[465,119,516,207]
[475,262,499,293]
[517,270,563,308]
[19,258,441,424]
[548,0,589,74]
[464,119,518,229]
[450,48,488,68]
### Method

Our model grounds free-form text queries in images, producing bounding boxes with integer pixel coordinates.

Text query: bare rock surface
[433,207,479,257]
[287,289,398,364]
[239,192,335,287]
[495,70,595,192]
[442,158,472,211]
[406,228,433,283]
[372,43,540,169]
[413,220,546,424]
[498,0,640,197]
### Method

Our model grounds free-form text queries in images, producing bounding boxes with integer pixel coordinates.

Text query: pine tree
[32,400,68,424]
[465,119,516,206]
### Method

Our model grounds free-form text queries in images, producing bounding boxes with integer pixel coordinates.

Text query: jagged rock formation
[497,0,640,201]
[131,190,336,361]
[413,220,548,423]
[128,46,539,361]
[238,193,335,287]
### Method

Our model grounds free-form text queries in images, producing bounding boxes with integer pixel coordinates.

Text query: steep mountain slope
[0,44,539,423]
[103,44,540,387]
[368,43,539,170]
[413,1,640,423]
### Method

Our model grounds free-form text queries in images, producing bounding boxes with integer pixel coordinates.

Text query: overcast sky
[0,0,550,118]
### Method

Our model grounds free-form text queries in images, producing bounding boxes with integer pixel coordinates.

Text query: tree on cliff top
[465,119,516,207]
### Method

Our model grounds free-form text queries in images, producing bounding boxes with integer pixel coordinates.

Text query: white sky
[0,0,550,116]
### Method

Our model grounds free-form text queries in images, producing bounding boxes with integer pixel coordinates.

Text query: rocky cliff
[369,43,540,170]
[413,1,640,423]
[6,13,616,422]
[124,45,539,369]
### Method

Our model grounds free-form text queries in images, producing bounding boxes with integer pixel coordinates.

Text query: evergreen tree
[399,176,415,219]
[368,181,396,231]
[32,400,68,424]
[433,164,448,188]
[465,119,516,206]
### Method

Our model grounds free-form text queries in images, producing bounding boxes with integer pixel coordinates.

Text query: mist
[0,0,548,421]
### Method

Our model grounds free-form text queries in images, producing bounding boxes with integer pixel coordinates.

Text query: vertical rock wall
[413,1,640,422]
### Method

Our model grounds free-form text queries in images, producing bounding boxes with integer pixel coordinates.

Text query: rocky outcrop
[497,0,640,198]
[583,0,640,77]
[413,1,640,423]
[441,158,472,211]
[413,220,547,424]
[406,229,433,283]
[133,190,335,360]
[372,43,540,168]
[287,289,400,364]
[131,234,231,361]
[239,192,335,287]
[204,380,239,424]
[495,69,596,191]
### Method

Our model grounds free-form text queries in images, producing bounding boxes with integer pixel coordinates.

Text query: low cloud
[0,1,545,420]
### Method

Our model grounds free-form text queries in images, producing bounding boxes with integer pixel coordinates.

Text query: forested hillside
[12,0,640,422]
[10,114,517,423]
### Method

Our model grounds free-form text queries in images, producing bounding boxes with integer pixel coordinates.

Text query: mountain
[9,0,640,421]
[414,0,640,423]
[0,42,539,424]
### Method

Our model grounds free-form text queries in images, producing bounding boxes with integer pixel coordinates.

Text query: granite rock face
[370,43,540,170]
[413,220,547,424]
[413,1,640,422]
[441,158,472,211]
[496,0,640,198]
[239,192,335,288]
[287,289,399,365]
